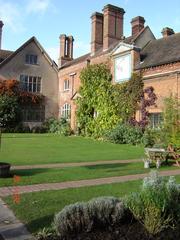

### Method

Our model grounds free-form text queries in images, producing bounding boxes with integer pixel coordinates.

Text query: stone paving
[11,159,141,170]
[0,198,34,240]
[1,169,180,197]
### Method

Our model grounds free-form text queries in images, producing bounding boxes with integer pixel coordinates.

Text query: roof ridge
[0,36,58,71]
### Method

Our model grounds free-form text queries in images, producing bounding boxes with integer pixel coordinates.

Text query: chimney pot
[131,16,145,37]
[91,12,103,56]
[102,4,125,51]
[59,34,74,67]
[161,27,175,37]
[0,20,4,50]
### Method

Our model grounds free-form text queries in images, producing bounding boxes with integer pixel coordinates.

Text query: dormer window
[25,54,38,65]
[64,79,70,91]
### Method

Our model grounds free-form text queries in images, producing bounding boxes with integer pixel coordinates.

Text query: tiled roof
[137,32,180,69]
[0,50,13,62]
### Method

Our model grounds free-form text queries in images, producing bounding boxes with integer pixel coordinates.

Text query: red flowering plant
[0,79,44,128]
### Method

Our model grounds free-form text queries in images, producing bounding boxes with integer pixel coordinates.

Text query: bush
[105,123,143,145]
[1,123,31,133]
[54,197,126,238]
[142,127,170,148]
[142,128,156,147]
[36,227,58,240]
[0,94,20,128]
[43,117,72,136]
[125,171,180,235]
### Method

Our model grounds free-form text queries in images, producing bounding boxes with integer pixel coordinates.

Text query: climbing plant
[76,64,146,138]
[113,72,144,123]
[76,64,119,137]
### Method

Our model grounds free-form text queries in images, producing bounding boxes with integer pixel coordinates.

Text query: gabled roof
[137,32,180,69]
[0,36,58,72]
[0,49,13,62]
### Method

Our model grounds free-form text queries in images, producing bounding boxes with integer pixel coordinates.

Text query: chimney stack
[59,34,74,67]
[0,21,4,50]
[131,16,145,37]
[91,12,103,56]
[103,4,125,51]
[161,27,174,38]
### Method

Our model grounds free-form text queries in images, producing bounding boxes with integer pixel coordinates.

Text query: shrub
[142,128,156,147]
[0,94,20,128]
[125,171,180,235]
[163,95,180,146]
[142,127,170,148]
[54,197,126,238]
[43,117,72,136]
[105,123,143,145]
[36,227,58,240]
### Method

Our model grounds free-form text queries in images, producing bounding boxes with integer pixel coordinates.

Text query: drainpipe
[69,72,76,98]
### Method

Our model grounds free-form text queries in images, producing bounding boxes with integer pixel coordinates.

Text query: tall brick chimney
[103,4,125,51]
[161,27,175,38]
[131,16,145,37]
[91,12,103,56]
[0,21,4,50]
[59,34,74,67]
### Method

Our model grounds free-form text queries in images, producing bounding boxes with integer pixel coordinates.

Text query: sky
[0,0,180,63]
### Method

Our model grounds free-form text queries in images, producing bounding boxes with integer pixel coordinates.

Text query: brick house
[58,4,180,130]
[0,21,59,128]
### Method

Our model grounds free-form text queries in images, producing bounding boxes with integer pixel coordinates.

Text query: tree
[0,94,20,128]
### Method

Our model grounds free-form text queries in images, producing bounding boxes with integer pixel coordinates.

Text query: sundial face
[114,53,131,83]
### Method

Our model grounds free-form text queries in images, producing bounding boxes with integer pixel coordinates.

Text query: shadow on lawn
[85,163,131,170]
[27,214,54,233]
[7,168,50,178]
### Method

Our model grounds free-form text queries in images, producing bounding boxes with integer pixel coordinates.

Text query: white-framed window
[20,75,41,93]
[149,113,163,129]
[25,54,38,65]
[61,103,71,120]
[64,79,70,91]
[22,105,45,122]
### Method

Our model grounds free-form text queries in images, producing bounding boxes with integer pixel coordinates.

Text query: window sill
[24,63,39,66]
[63,89,70,92]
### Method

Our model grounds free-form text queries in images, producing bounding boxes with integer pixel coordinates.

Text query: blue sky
[0,0,180,63]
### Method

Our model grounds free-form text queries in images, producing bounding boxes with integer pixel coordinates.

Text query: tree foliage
[163,95,180,145]
[0,94,20,127]
[0,79,44,128]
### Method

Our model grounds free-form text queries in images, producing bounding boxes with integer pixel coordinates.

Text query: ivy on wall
[76,64,145,137]
[76,64,119,137]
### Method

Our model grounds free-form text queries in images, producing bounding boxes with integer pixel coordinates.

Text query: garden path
[0,169,180,197]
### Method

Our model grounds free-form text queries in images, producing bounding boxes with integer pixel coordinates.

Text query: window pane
[149,113,163,129]
[19,75,41,93]
[25,54,38,64]
[33,77,37,92]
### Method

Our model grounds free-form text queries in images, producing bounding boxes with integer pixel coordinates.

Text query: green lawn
[0,134,144,165]
[4,175,180,233]
[0,162,177,187]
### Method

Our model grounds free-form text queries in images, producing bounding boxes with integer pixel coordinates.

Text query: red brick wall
[59,53,180,130]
